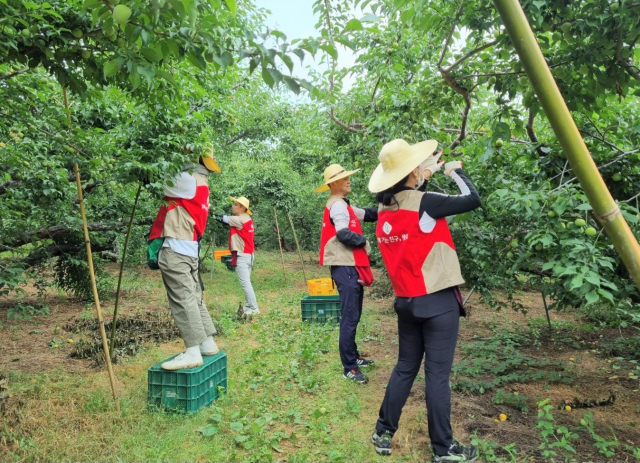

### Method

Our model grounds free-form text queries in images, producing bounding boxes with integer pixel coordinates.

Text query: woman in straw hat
[217,196,259,319]
[148,147,222,371]
[368,139,481,462]
[316,164,378,384]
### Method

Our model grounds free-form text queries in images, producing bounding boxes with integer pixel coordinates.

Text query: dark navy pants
[330,266,363,371]
[376,288,461,456]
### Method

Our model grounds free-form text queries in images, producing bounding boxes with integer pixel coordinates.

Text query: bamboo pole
[63,88,120,412]
[494,0,640,290]
[109,183,142,358]
[273,207,287,281]
[287,210,307,282]
[210,232,215,277]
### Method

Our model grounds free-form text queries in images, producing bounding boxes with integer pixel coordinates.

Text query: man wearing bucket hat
[148,146,222,371]
[367,139,481,462]
[316,164,378,384]
[217,196,259,319]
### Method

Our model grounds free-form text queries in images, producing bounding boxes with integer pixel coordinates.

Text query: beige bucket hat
[229,196,252,215]
[315,163,361,193]
[368,139,438,193]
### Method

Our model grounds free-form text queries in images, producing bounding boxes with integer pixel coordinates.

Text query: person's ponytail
[375,174,410,207]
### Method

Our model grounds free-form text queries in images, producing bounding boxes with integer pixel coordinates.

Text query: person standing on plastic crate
[148,147,221,371]
[367,139,480,462]
[316,164,378,384]
[215,196,259,320]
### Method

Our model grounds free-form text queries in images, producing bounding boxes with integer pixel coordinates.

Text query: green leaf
[224,0,236,14]
[360,13,381,23]
[319,44,338,60]
[400,8,415,22]
[103,59,120,78]
[280,53,294,73]
[230,421,244,431]
[585,290,599,305]
[156,70,176,87]
[186,52,206,70]
[261,66,275,88]
[292,49,305,62]
[283,76,300,94]
[345,19,363,31]
[199,424,219,436]
[249,58,258,75]
[141,48,161,63]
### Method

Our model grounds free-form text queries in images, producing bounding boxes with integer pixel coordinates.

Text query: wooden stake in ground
[273,207,287,282]
[287,210,307,283]
[63,88,120,412]
[109,183,142,359]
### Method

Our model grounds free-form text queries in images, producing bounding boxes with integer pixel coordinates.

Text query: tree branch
[329,109,365,133]
[4,222,131,249]
[0,67,30,80]
[616,25,640,80]
[551,148,640,192]
[443,40,498,74]
[457,61,569,80]
[225,130,251,145]
[526,108,547,156]
[623,192,640,203]
[438,4,464,68]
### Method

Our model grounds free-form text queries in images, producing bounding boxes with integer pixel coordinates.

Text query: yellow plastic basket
[307,278,338,296]
[213,250,231,261]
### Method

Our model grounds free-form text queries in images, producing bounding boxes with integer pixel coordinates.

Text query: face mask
[416,170,425,189]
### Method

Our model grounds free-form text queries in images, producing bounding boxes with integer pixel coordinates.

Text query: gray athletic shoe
[432,438,478,462]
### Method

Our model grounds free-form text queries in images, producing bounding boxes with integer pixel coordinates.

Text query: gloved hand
[422,152,444,176]
[444,160,463,177]
[364,240,372,256]
[213,213,227,224]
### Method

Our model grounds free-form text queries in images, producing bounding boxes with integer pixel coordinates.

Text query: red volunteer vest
[149,183,210,242]
[319,201,369,266]
[229,218,255,254]
[377,207,457,297]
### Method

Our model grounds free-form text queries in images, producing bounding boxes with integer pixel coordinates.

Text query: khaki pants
[159,248,216,348]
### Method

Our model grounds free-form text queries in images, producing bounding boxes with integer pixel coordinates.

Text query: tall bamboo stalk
[109,183,142,358]
[273,207,287,281]
[64,88,120,412]
[287,210,307,282]
[494,0,640,290]
[210,232,215,277]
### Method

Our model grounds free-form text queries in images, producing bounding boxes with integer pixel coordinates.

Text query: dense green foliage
[2,0,640,319]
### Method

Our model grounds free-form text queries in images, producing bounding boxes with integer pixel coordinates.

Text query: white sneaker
[161,351,203,370]
[200,337,219,356]
[244,307,260,316]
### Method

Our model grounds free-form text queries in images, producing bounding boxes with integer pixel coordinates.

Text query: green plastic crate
[301,295,341,323]
[148,352,227,413]
[220,254,235,272]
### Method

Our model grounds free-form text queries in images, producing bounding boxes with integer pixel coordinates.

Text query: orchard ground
[1,251,640,462]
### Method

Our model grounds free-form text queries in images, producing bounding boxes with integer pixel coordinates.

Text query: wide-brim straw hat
[368,139,438,193]
[229,196,252,215]
[201,145,221,173]
[315,163,361,193]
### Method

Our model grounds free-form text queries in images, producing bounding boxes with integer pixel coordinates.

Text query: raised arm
[420,169,481,220]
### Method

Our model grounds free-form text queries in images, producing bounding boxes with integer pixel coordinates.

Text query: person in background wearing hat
[316,164,378,384]
[148,148,221,371]
[368,139,480,462]
[217,196,259,319]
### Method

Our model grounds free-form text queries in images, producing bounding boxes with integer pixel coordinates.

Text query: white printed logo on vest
[382,221,392,235]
